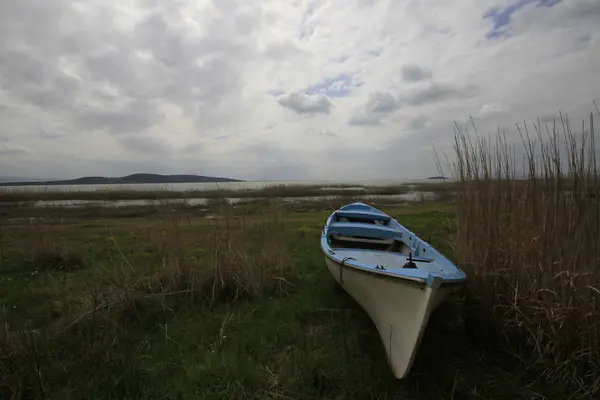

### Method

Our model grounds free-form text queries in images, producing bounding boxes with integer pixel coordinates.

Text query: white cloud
[0,0,598,181]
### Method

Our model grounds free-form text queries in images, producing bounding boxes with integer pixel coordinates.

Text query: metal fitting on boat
[341,257,355,265]
[340,257,356,285]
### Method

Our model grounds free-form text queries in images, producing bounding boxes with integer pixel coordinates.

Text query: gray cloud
[349,91,401,126]
[120,135,173,154]
[320,129,340,137]
[407,83,479,107]
[349,113,383,126]
[74,100,164,135]
[38,129,65,140]
[0,49,80,112]
[401,64,432,82]
[539,113,561,124]
[278,92,333,115]
[229,140,311,181]
[567,0,600,18]
[0,142,31,155]
[366,92,399,113]
[409,115,429,130]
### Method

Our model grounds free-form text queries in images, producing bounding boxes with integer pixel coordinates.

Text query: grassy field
[2,112,599,399]
[0,200,587,400]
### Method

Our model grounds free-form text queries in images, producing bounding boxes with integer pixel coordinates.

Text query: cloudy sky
[0,0,599,181]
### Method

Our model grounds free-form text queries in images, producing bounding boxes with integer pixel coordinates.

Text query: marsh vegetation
[2,111,599,399]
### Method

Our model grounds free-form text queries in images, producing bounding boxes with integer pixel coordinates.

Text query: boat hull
[325,256,458,379]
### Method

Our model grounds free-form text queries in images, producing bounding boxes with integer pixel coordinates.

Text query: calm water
[3,192,438,209]
[0,178,443,193]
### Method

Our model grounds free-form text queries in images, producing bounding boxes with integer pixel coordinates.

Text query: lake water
[0,178,444,193]
[3,191,438,209]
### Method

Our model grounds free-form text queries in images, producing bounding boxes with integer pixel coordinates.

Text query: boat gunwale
[328,246,435,263]
[323,250,468,285]
[323,251,428,286]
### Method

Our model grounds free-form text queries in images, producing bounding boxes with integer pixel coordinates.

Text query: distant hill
[426,176,449,180]
[0,173,244,186]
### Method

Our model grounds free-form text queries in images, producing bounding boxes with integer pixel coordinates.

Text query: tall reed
[203,200,293,305]
[449,111,600,387]
[105,199,294,315]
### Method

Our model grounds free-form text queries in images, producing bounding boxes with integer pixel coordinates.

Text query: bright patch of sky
[305,74,358,98]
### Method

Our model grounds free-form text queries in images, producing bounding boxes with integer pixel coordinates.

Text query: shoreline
[0,193,445,222]
[0,183,436,203]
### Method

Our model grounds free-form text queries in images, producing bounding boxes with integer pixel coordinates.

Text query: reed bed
[450,111,600,393]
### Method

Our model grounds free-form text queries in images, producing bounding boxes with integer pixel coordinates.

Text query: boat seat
[327,222,400,240]
[335,210,391,223]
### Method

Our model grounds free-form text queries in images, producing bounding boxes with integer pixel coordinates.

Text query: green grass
[0,202,583,399]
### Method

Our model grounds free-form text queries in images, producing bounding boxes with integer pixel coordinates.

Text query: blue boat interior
[328,205,419,257]
[321,202,467,285]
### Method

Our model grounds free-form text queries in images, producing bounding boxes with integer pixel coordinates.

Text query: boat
[320,202,467,379]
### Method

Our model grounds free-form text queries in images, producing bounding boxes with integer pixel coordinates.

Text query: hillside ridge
[0,173,244,186]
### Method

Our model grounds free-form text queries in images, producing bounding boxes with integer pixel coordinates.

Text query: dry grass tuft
[447,110,600,393]
[0,317,42,400]
[29,239,85,271]
[203,202,293,305]
[103,201,293,318]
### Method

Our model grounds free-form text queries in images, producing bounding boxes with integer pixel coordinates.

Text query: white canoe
[320,202,467,379]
